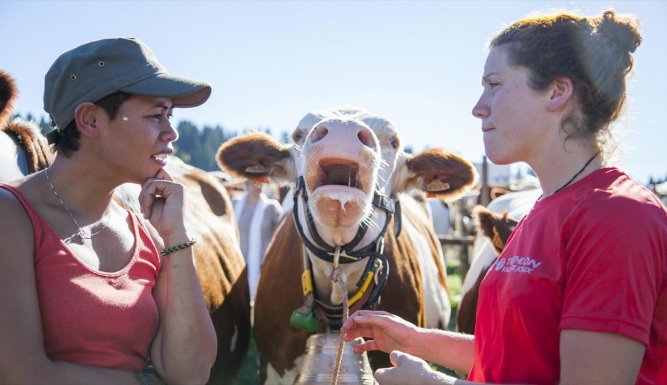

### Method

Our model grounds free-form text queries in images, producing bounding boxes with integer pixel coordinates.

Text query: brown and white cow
[116,157,251,384]
[216,108,477,384]
[457,188,539,334]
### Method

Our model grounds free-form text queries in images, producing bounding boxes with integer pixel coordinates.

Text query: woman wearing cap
[341,9,667,385]
[0,38,216,384]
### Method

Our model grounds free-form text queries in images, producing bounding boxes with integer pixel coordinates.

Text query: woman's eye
[488,81,500,88]
[150,113,172,121]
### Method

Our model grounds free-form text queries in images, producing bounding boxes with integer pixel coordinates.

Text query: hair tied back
[596,9,642,54]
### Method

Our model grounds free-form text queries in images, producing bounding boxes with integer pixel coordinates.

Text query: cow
[0,70,52,180]
[457,188,540,334]
[216,108,478,384]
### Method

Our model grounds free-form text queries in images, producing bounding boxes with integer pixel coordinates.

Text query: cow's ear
[473,205,500,245]
[216,132,295,184]
[472,205,518,254]
[400,148,477,202]
[0,70,17,128]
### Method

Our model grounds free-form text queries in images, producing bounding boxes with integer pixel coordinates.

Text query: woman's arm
[0,190,142,384]
[341,310,475,373]
[366,330,645,385]
[559,330,644,385]
[139,170,217,385]
[342,312,645,385]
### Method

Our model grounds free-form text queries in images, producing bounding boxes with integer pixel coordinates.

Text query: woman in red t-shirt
[342,9,667,385]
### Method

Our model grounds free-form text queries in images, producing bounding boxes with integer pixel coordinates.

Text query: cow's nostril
[357,129,376,148]
[310,125,328,143]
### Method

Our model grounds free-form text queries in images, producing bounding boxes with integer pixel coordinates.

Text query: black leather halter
[292,176,400,264]
[291,176,401,326]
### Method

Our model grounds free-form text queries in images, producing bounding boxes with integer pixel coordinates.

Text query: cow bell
[293,332,375,385]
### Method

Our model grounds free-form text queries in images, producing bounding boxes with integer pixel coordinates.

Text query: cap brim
[121,72,211,108]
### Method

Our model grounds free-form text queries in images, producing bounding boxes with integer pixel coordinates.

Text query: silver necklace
[44,168,109,243]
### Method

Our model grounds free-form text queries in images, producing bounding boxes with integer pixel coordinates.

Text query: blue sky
[2,0,665,184]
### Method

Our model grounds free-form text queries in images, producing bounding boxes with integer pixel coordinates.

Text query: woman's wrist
[159,227,190,247]
[160,238,197,257]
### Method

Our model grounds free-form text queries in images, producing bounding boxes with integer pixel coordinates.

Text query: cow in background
[216,108,477,384]
[0,70,52,180]
[457,188,540,334]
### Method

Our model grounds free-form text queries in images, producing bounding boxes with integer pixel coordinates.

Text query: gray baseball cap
[44,37,211,131]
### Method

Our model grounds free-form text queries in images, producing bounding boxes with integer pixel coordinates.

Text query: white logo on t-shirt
[494,255,541,274]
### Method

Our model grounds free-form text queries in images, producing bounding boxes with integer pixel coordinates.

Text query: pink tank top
[1,183,160,372]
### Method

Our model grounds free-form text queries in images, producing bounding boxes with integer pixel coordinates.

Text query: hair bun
[596,9,642,54]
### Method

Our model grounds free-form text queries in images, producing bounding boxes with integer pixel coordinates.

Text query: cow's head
[217,107,477,247]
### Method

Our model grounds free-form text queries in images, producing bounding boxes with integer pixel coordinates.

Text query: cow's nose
[310,125,329,143]
[356,126,375,148]
[309,123,377,149]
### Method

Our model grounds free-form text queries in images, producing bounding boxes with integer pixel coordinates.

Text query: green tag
[290,308,320,332]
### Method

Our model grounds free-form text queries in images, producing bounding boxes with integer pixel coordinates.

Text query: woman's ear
[547,76,575,112]
[73,102,100,138]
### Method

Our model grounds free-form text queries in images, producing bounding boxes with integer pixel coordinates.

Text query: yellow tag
[302,270,313,296]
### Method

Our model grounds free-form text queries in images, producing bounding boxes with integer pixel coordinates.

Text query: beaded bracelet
[160,238,197,257]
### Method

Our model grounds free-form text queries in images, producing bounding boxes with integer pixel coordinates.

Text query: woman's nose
[472,95,489,119]
[162,121,179,142]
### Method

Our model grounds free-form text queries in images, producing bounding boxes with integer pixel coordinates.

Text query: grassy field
[231,336,260,385]
[230,256,465,385]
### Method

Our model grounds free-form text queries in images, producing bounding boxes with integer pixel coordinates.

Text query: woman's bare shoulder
[0,186,36,280]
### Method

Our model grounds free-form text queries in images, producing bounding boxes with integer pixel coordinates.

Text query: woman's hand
[138,168,187,240]
[374,351,456,385]
[341,310,420,355]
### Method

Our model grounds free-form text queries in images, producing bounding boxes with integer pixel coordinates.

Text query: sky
[2,0,665,185]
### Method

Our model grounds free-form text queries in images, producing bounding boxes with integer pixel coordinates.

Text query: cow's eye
[292,130,305,143]
[389,137,400,149]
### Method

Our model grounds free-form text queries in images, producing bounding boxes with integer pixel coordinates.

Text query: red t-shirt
[468,168,667,384]
[2,183,160,372]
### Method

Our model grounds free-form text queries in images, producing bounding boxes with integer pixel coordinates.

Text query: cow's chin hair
[309,186,371,240]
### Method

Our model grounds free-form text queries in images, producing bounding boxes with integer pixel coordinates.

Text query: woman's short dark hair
[54,91,133,157]
[491,9,642,155]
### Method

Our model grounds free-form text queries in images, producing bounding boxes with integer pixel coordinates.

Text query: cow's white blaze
[300,119,381,246]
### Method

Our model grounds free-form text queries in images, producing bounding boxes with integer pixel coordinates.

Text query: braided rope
[331,246,349,385]
[160,239,197,257]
